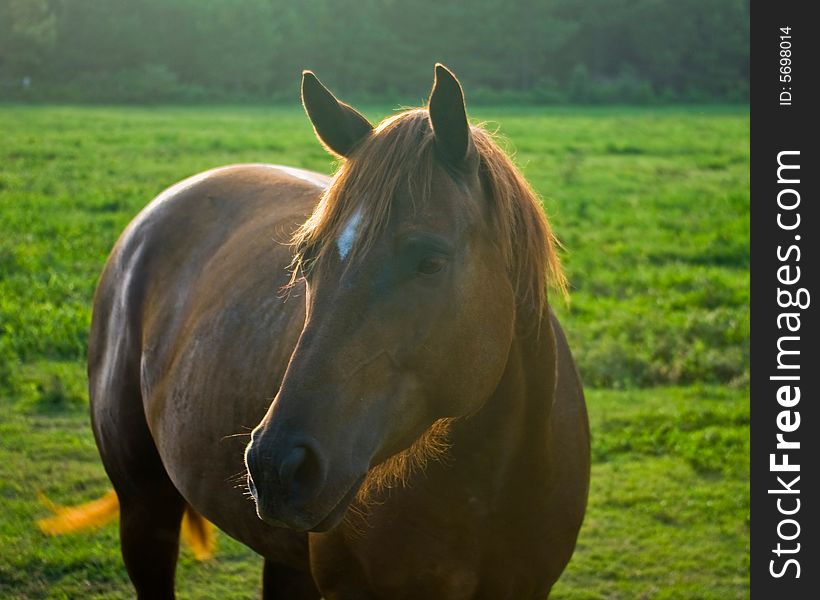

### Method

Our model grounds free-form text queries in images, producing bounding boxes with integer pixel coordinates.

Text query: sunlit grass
[0,104,748,598]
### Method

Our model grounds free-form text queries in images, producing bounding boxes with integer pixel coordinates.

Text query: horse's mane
[290,108,566,316]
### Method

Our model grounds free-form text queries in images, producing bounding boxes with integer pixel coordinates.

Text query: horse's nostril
[278,443,324,498]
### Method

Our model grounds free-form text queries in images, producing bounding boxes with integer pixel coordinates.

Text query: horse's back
[89,164,326,564]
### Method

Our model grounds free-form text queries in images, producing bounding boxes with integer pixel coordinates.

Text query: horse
[86,64,589,599]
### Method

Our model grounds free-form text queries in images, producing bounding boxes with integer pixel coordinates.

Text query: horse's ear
[301,71,373,158]
[428,64,475,168]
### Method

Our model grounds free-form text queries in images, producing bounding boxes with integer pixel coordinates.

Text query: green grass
[0,104,749,598]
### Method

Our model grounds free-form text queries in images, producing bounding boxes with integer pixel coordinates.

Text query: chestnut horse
[89,65,589,599]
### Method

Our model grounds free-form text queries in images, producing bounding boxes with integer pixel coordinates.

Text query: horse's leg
[117,482,186,600]
[262,559,321,600]
[104,434,187,599]
[92,370,186,599]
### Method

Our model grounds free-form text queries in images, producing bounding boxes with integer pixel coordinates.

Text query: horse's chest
[312,497,549,599]
[373,519,481,596]
[313,518,482,600]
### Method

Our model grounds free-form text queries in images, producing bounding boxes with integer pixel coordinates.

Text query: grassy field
[0,104,749,598]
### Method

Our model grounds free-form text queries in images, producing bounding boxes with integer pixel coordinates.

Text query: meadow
[0,104,749,598]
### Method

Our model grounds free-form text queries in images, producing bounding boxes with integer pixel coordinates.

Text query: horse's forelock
[289,110,436,279]
[289,108,566,315]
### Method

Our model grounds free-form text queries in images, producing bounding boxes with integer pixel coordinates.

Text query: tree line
[0,0,749,104]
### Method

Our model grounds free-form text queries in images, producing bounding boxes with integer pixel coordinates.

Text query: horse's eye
[417,255,447,276]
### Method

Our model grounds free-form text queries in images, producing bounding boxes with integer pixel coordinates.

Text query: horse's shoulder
[90,164,319,376]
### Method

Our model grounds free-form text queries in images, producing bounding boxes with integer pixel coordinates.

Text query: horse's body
[89,67,589,599]
[90,165,326,575]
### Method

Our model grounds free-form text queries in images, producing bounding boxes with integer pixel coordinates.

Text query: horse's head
[245,65,562,532]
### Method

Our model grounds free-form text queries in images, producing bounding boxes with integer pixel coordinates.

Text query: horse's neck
[443,309,557,507]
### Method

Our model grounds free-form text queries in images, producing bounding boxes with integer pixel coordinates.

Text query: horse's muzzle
[244,434,364,532]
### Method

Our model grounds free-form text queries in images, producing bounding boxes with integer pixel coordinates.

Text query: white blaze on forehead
[337,207,363,260]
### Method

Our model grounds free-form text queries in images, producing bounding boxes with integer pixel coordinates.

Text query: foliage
[0,0,749,103]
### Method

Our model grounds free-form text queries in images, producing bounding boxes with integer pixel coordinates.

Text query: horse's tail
[36,489,216,560]
[180,504,216,560]
[37,489,120,533]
